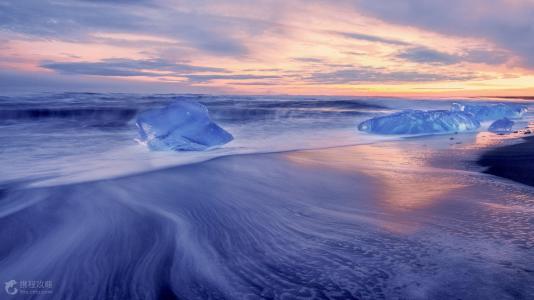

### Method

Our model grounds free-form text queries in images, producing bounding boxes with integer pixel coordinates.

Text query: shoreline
[0,132,532,299]
[7,128,530,190]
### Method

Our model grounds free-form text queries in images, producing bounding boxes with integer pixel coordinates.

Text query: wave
[0,95,388,127]
[0,108,138,125]
[203,99,387,122]
[250,99,386,109]
[208,107,371,123]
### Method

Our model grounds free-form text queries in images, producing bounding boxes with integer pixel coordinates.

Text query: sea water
[0,93,532,187]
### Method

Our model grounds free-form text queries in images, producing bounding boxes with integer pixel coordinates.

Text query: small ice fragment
[451,103,527,121]
[358,110,480,135]
[136,101,233,151]
[488,118,514,134]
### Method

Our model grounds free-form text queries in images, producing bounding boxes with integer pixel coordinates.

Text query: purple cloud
[352,0,534,68]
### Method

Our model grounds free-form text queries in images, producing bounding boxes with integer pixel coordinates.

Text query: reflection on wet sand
[1,138,533,299]
[286,142,468,213]
[463,121,534,149]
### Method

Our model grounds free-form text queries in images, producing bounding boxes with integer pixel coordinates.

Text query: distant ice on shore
[358,110,480,134]
[488,118,514,133]
[359,102,528,135]
[451,102,527,121]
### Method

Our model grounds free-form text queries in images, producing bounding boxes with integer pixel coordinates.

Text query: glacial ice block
[451,103,527,121]
[136,101,233,151]
[488,118,514,133]
[358,110,480,135]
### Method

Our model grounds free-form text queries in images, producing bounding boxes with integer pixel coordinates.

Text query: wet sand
[0,138,533,299]
[478,136,534,187]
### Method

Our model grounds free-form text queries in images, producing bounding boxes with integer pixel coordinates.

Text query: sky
[1,0,534,96]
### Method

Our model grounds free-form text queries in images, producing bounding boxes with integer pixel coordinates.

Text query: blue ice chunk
[136,101,233,151]
[358,110,480,135]
[488,118,514,133]
[451,103,527,121]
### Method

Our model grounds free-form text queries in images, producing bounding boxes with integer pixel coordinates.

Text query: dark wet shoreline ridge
[478,136,534,187]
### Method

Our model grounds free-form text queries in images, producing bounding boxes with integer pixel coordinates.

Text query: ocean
[2,92,532,187]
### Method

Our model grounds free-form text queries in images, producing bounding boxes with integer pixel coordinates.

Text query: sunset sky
[1,0,534,96]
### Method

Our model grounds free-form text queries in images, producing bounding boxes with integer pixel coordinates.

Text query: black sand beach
[478,136,534,187]
[1,138,533,299]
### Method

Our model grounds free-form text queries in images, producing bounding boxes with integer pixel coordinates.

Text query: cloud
[0,0,145,38]
[463,49,509,65]
[41,58,228,77]
[352,0,534,67]
[77,0,151,4]
[335,27,511,66]
[185,74,282,83]
[1,0,529,93]
[306,67,476,84]
[0,69,218,93]
[335,31,411,46]
[397,46,511,65]
[292,57,325,63]
[231,81,281,86]
[0,0,252,56]
[397,47,459,65]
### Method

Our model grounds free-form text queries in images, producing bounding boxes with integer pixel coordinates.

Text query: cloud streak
[41,59,228,77]
[185,74,282,83]
[306,67,476,84]
[397,47,460,65]
[352,0,534,67]
[335,31,411,46]
[396,46,511,66]
[0,0,252,56]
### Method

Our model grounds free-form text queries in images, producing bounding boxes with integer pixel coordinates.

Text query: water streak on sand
[1,143,533,299]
